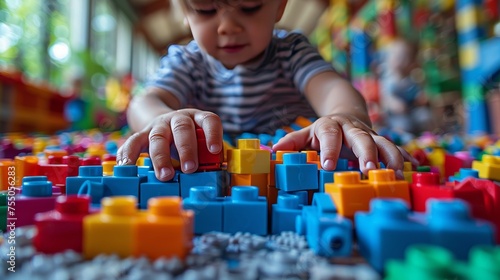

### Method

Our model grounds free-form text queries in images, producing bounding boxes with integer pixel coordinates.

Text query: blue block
[22,181,52,197]
[272,194,302,234]
[295,193,351,257]
[223,186,267,235]
[425,199,495,260]
[183,186,224,234]
[275,153,318,191]
[139,171,180,209]
[318,158,349,192]
[278,190,308,206]
[66,166,103,195]
[448,168,479,182]
[102,165,141,198]
[179,170,224,199]
[355,199,432,273]
[138,157,154,176]
[78,180,111,204]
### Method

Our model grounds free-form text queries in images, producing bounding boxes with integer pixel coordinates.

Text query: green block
[466,246,500,280]
[0,192,6,232]
[385,245,461,280]
[417,166,431,172]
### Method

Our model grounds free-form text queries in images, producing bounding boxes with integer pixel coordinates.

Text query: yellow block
[459,42,479,70]
[83,196,139,259]
[227,139,270,174]
[472,155,500,181]
[456,6,479,31]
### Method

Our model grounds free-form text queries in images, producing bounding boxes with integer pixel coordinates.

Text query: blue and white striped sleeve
[147,44,198,107]
[285,32,335,93]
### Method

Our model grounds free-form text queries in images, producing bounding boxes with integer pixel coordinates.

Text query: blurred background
[0,0,499,138]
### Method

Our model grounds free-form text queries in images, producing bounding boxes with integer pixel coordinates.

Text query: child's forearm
[127,90,178,132]
[306,72,372,127]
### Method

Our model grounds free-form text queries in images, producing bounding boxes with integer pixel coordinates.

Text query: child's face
[182,0,287,69]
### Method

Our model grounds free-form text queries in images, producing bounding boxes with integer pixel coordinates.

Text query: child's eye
[240,5,262,14]
[194,9,217,15]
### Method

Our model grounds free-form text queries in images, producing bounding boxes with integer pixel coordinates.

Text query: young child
[117,0,416,182]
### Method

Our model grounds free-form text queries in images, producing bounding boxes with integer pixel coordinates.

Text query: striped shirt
[148,30,334,134]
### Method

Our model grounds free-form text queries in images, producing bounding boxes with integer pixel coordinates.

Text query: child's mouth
[220,45,246,53]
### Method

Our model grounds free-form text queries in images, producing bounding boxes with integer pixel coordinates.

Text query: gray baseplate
[1,227,380,279]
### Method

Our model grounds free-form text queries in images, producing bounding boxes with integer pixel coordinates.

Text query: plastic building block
[472,155,500,181]
[465,246,500,280]
[134,197,193,260]
[0,160,14,191]
[14,155,39,186]
[139,171,180,209]
[271,194,302,234]
[367,169,411,205]
[81,156,101,166]
[229,173,268,196]
[455,151,475,168]
[275,153,318,191]
[444,154,465,179]
[83,196,139,259]
[402,162,414,183]
[102,161,115,176]
[355,199,433,272]
[295,193,352,257]
[78,180,110,205]
[325,171,375,219]
[385,245,462,280]
[318,158,349,193]
[227,139,270,174]
[0,192,6,231]
[183,186,224,234]
[278,190,309,206]
[34,195,91,254]
[423,199,495,260]
[38,163,69,186]
[101,165,142,198]
[179,170,224,199]
[448,168,479,182]
[14,177,57,227]
[223,186,267,235]
[355,198,495,273]
[66,166,103,195]
[301,150,320,169]
[137,157,153,176]
[195,128,223,171]
[411,172,490,219]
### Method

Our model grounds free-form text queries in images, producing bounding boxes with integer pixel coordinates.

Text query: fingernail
[160,167,172,180]
[365,161,377,170]
[210,144,221,153]
[323,159,335,170]
[183,160,196,172]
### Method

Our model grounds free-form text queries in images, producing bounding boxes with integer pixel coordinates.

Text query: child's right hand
[116,108,224,181]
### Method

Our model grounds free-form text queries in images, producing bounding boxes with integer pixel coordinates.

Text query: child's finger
[311,120,343,171]
[272,127,312,151]
[148,122,175,181]
[373,135,405,177]
[195,111,224,154]
[170,114,199,173]
[116,130,149,166]
[339,123,378,175]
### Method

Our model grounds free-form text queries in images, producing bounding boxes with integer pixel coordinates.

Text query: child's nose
[217,12,243,35]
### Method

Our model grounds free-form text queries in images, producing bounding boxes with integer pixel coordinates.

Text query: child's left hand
[271,114,417,178]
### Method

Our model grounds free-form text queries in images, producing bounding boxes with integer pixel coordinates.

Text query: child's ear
[275,0,288,22]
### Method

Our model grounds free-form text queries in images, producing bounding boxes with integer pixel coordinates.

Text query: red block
[34,195,91,254]
[38,164,68,186]
[196,128,223,171]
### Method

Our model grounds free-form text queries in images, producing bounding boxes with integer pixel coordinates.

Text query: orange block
[14,156,39,186]
[0,159,15,191]
[367,169,411,205]
[230,173,268,196]
[325,171,375,219]
[134,197,193,260]
[301,150,321,169]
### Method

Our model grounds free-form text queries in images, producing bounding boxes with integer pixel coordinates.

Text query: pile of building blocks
[1,128,500,277]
